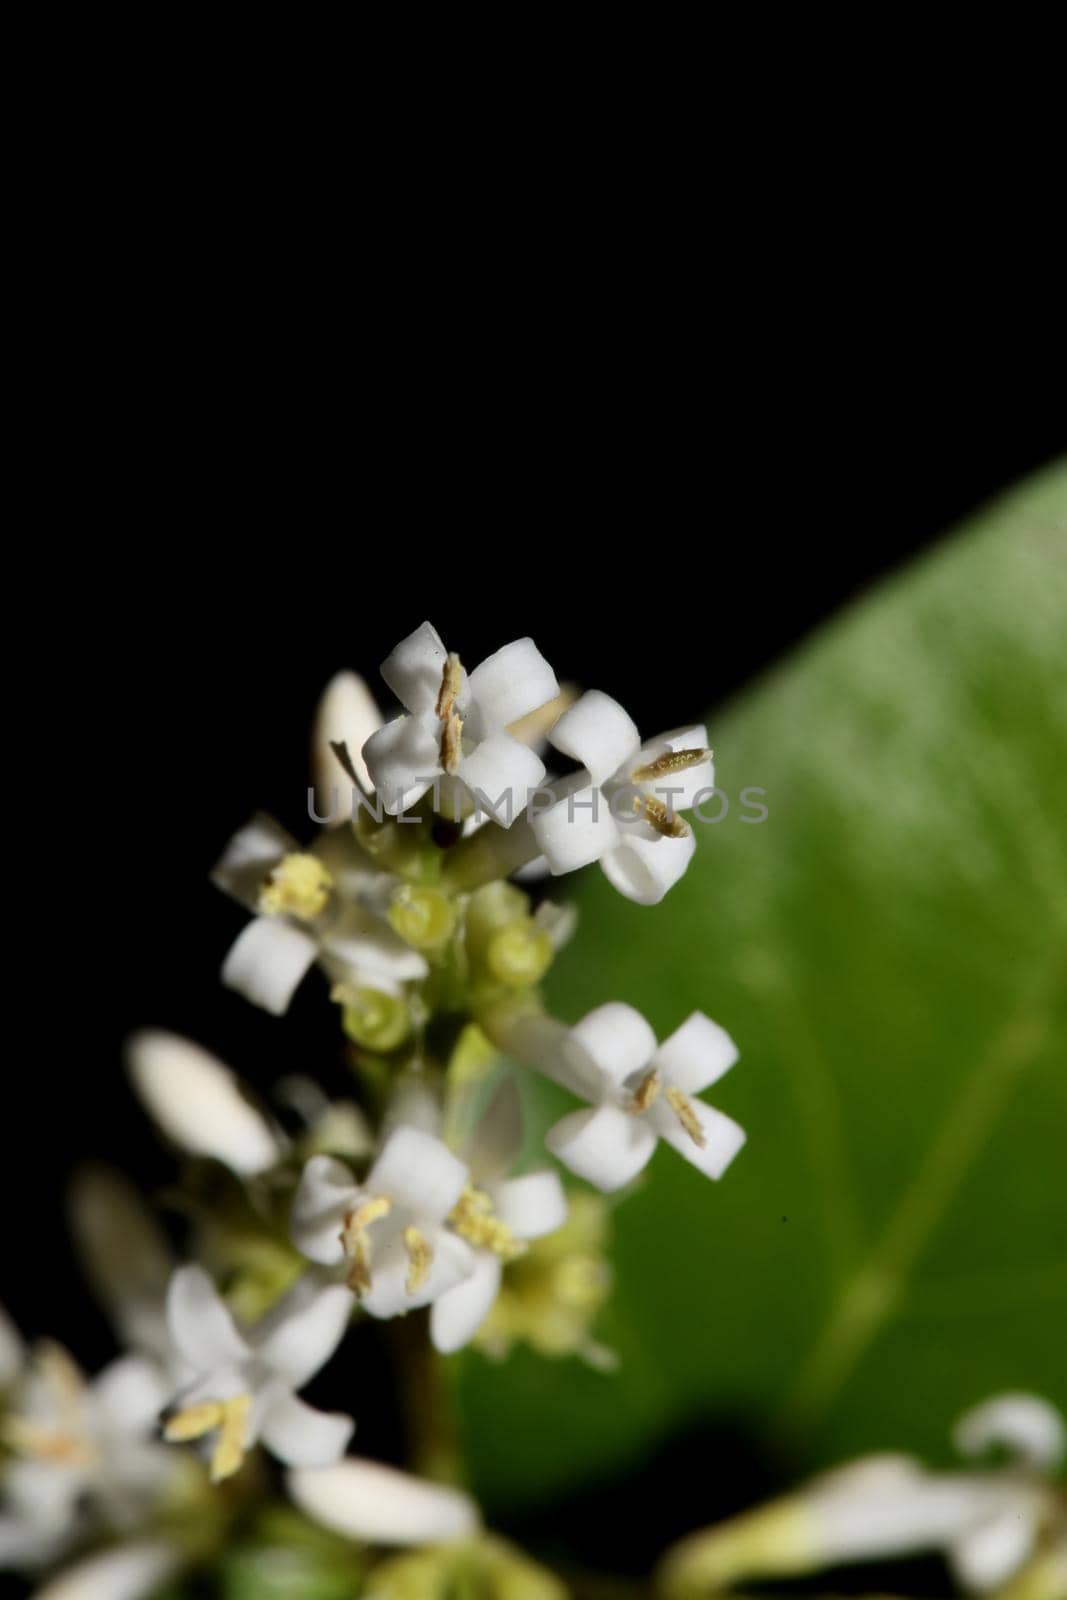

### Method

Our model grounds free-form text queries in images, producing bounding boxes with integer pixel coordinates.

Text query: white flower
[362,622,559,826]
[287,1456,479,1546]
[126,1031,284,1178]
[162,1266,353,1482]
[290,1126,477,1320]
[213,812,427,1016]
[312,670,383,818]
[430,1081,568,1354]
[29,1540,181,1600]
[540,1003,745,1192]
[531,690,714,904]
[0,1300,22,1388]
[0,1340,175,1571]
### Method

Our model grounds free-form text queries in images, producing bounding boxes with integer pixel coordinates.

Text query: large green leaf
[456,463,1067,1516]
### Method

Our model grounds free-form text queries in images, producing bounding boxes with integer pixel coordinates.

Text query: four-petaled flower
[363,622,559,826]
[542,1003,746,1192]
[163,1267,354,1482]
[531,690,715,904]
[290,1127,476,1319]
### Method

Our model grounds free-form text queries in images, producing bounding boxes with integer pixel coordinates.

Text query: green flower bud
[487,921,554,988]
[389,886,457,952]
[340,988,411,1052]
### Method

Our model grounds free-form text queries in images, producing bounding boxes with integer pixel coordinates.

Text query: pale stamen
[631,748,710,782]
[164,1394,252,1483]
[635,794,689,839]
[435,653,464,720]
[629,1068,662,1114]
[666,1086,707,1147]
[449,1184,527,1262]
[341,1195,391,1295]
[403,1225,434,1293]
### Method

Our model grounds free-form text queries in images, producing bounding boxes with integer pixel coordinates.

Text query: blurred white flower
[539,1003,745,1192]
[126,1031,284,1177]
[163,1266,353,1482]
[291,1126,476,1320]
[312,669,383,816]
[362,622,559,826]
[532,690,714,904]
[29,1539,181,1600]
[287,1456,479,1546]
[0,1338,175,1572]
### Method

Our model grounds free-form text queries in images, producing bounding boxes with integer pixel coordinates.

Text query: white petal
[367,1127,469,1223]
[91,1356,169,1437]
[601,828,696,905]
[220,916,319,1017]
[0,1300,23,1385]
[653,1012,739,1095]
[31,1542,181,1600]
[954,1392,1066,1472]
[459,734,545,827]
[313,671,382,811]
[287,1456,479,1545]
[532,787,619,875]
[549,690,640,786]
[127,1031,281,1175]
[362,713,440,814]
[166,1266,249,1375]
[321,911,429,987]
[813,1475,1006,1562]
[258,1391,354,1468]
[632,724,714,810]
[649,1097,747,1180]
[546,1104,657,1192]
[567,1002,658,1088]
[380,621,451,715]
[253,1277,353,1388]
[466,637,559,732]
[210,812,295,908]
[493,1170,568,1240]
[950,1502,1037,1592]
[290,1156,359,1266]
[430,1255,502,1353]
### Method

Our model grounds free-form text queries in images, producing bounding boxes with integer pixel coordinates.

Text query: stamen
[1,1417,94,1466]
[449,1184,527,1262]
[403,1226,434,1293]
[164,1394,253,1483]
[636,795,689,839]
[631,748,710,782]
[164,1402,224,1442]
[258,852,334,920]
[439,710,464,774]
[666,1086,707,1147]
[629,1068,662,1113]
[435,653,464,720]
[341,1195,391,1294]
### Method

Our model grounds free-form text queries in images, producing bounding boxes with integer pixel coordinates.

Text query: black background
[6,274,1063,1588]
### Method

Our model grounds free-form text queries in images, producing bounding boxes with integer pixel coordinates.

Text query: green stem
[389,1311,464,1485]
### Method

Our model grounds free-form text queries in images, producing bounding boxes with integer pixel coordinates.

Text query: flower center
[450,1184,527,1261]
[340,1195,392,1294]
[164,1393,251,1483]
[258,853,334,920]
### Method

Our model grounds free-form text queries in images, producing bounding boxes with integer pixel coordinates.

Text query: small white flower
[531,690,715,904]
[162,1266,354,1482]
[29,1540,181,1600]
[287,1456,479,1546]
[362,622,560,826]
[126,1031,284,1178]
[541,1003,745,1192]
[213,812,427,1016]
[0,1340,175,1572]
[290,1126,476,1319]
[431,1081,568,1355]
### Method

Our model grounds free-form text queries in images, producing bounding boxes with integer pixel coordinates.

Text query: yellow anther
[631,748,710,782]
[439,710,464,775]
[666,1086,707,1147]
[636,794,689,839]
[258,852,333,920]
[340,1196,391,1295]
[435,653,464,720]
[1,1417,94,1466]
[449,1184,527,1262]
[164,1394,252,1483]
[403,1226,434,1294]
[629,1068,662,1114]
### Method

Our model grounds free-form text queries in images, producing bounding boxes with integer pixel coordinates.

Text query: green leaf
[455,463,1067,1515]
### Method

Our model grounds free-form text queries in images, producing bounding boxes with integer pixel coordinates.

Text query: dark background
[7,297,1063,1588]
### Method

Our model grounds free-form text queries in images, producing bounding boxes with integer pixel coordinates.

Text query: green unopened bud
[388,886,457,952]
[340,988,410,1052]
[655,1498,817,1597]
[369,1536,565,1599]
[487,921,554,988]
